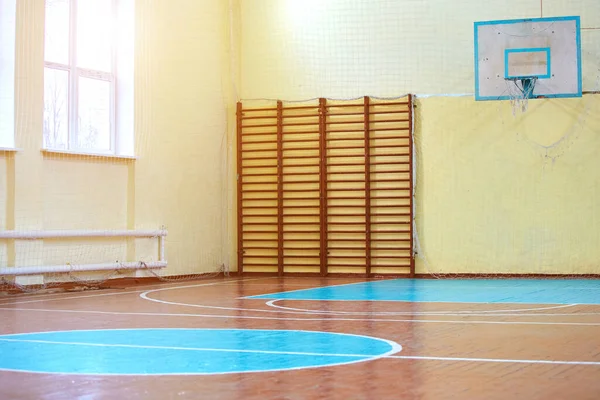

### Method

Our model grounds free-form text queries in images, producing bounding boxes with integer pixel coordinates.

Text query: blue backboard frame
[474,16,582,101]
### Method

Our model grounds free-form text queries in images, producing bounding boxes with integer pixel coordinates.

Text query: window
[43,0,134,156]
[0,0,17,149]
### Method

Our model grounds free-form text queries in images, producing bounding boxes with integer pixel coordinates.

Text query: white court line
[1,306,600,326]
[0,337,598,367]
[0,277,273,306]
[0,279,224,304]
[264,299,579,317]
[389,355,600,366]
[0,330,401,376]
[0,337,397,358]
[237,278,382,299]
[141,286,589,317]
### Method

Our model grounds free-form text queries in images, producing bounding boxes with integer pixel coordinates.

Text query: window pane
[76,0,113,72]
[77,77,111,151]
[44,0,70,64]
[43,68,69,149]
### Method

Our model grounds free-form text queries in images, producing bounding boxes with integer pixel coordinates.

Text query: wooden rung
[326,120,364,125]
[242,140,278,145]
[370,161,410,166]
[370,230,411,234]
[282,130,320,136]
[370,153,409,157]
[370,187,409,191]
[326,145,365,150]
[281,205,320,209]
[243,181,277,186]
[368,119,408,124]
[242,262,279,266]
[328,111,364,116]
[282,155,320,160]
[242,156,278,161]
[281,264,321,268]
[369,238,410,242]
[282,162,320,168]
[369,136,408,141]
[241,115,277,121]
[371,247,411,251]
[241,132,278,137]
[329,213,366,217]
[282,122,320,127]
[369,110,409,115]
[370,127,409,132]
[325,103,363,108]
[327,171,365,175]
[327,129,364,133]
[282,174,320,178]
[282,105,319,111]
[280,239,321,242]
[371,213,410,216]
[327,163,365,167]
[370,179,410,184]
[242,148,277,153]
[328,256,366,259]
[283,113,320,120]
[326,264,366,268]
[283,138,319,144]
[242,123,277,129]
[284,180,320,184]
[241,106,277,112]
[369,169,407,174]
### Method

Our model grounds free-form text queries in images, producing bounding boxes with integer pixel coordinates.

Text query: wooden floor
[1,276,599,399]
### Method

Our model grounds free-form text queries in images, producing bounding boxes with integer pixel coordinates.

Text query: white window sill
[0,147,20,152]
[41,148,137,161]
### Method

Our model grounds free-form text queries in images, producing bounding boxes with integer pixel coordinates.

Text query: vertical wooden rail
[236,102,244,275]
[364,96,372,277]
[408,94,415,277]
[276,101,284,276]
[318,98,328,276]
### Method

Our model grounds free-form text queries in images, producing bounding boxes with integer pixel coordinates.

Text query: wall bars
[237,95,414,277]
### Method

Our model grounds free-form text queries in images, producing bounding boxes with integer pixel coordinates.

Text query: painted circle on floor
[0,328,401,375]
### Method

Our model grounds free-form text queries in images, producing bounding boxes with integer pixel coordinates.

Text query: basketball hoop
[505,77,538,115]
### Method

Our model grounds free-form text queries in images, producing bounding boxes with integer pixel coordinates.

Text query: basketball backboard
[474,16,582,101]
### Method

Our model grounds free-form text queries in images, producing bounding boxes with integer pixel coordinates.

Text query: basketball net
[505,77,538,115]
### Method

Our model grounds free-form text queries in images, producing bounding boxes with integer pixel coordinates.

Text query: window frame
[43,0,118,155]
[0,0,17,149]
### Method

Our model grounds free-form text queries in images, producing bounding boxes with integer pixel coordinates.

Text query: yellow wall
[4,0,233,278]
[240,0,600,98]
[415,95,600,274]
[237,0,600,274]
[4,0,599,278]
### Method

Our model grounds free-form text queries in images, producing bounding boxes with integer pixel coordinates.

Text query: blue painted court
[0,328,400,375]
[245,279,600,305]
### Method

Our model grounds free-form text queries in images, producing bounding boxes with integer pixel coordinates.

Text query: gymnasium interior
[0,0,599,399]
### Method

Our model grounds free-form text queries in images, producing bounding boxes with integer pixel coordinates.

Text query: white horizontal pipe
[0,261,167,276]
[0,229,167,240]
